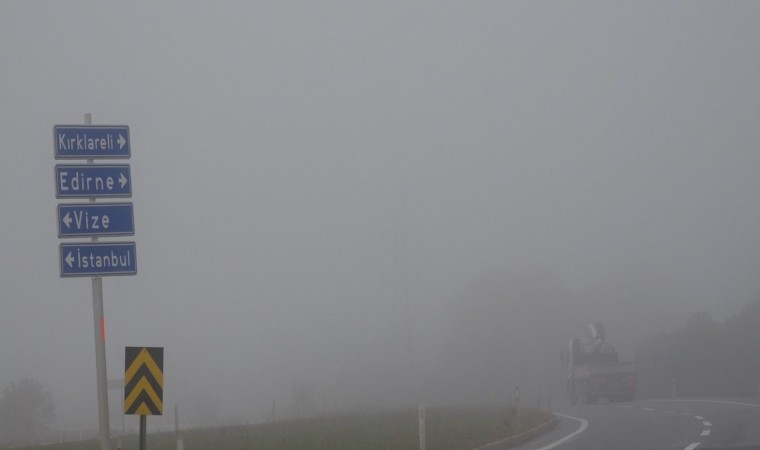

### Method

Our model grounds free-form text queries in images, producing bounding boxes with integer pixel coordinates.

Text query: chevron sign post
[125,347,163,450]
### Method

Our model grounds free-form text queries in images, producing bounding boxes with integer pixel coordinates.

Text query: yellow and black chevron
[124,347,163,415]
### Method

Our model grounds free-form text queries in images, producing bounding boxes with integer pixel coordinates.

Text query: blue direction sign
[60,242,137,277]
[57,203,135,238]
[55,164,132,198]
[54,125,130,159]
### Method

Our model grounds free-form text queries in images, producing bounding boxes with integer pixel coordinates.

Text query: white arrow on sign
[117,134,127,149]
[62,212,73,228]
[119,172,128,188]
[65,252,75,267]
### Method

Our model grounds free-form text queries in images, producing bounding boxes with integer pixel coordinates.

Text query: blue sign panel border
[60,242,137,277]
[57,203,135,238]
[54,125,131,159]
[55,164,132,199]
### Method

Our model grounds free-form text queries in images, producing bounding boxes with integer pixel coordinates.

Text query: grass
[22,406,552,450]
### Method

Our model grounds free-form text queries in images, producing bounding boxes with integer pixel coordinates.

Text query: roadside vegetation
[637,299,760,398]
[0,378,55,447]
[19,406,552,450]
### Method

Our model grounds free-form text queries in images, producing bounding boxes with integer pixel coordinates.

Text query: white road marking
[617,404,632,408]
[650,397,760,447]
[651,398,760,408]
[694,399,760,407]
[663,411,675,414]
[632,400,738,450]
[642,407,655,411]
[532,413,588,450]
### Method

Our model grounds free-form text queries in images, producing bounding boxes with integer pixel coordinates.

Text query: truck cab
[564,324,637,404]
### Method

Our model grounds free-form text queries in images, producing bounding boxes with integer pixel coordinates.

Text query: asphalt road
[511,398,760,450]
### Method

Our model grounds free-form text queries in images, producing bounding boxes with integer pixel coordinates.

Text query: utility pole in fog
[392,190,412,362]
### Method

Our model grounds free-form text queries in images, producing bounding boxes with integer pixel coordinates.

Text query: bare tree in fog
[0,378,55,446]
[638,300,760,398]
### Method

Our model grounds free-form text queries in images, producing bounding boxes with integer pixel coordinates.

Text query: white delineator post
[419,404,426,450]
[515,386,522,428]
[87,112,111,450]
[176,403,183,450]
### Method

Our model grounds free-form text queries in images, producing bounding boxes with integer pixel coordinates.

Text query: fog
[2,1,760,434]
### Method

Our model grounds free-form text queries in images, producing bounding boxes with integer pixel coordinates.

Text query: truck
[562,323,637,405]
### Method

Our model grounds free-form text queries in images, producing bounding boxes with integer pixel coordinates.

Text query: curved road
[513,398,760,450]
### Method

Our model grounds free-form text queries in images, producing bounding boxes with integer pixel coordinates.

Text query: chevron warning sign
[124,347,163,415]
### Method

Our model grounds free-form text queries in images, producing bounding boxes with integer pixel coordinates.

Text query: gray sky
[2,1,760,431]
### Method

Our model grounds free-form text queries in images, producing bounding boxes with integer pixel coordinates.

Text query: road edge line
[649,398,760,408]
[532,413,588,450]
[472,413,559,450]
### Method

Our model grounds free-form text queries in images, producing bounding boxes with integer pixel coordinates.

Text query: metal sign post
[93,273,110,450]
[86,113,111,450]
[139,415,147,450]
[418,404,425,450]
[125,346,164,450]
[54,114,137,450]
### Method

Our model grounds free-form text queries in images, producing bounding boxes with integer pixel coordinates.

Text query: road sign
[54,125,130,159]
[55,164,132,198]
[125,347,164,415]
[57,203,135,238]
[59,241,137,277]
